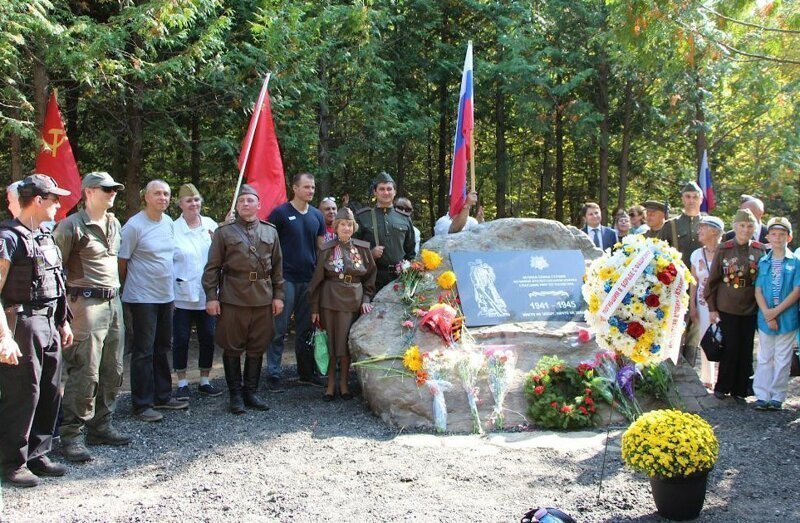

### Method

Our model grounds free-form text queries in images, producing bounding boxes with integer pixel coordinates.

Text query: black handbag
[701,324,724,362]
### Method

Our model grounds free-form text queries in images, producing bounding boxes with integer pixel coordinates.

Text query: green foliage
[0,0,796,238]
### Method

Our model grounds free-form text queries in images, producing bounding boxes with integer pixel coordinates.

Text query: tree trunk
[694,71,706,175]
[32,54,49,131]
[436,75,448,219]
[617,79,634,210]
[317,59,332,201]
[554,103,565,223]
[426,128,435,235]
[124,79,144,217]
[395,142,406,195]
[540,125,553,219]
[494,84,508,218]
[597,59,610,219]
[190,113,201,188]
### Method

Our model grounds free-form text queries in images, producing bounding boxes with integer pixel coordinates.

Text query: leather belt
[326,274,361,284]
[225,270,271,282]
[67,287,117,300]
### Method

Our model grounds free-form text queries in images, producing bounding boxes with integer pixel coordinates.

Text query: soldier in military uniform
[309,208,376,400]
[659,182,704,269]
[641,200,668,239]
[54,172,130,463]
[0,174,73,487]
[704,208,766,403]
[202,184,284,414]
[354,172,415,291]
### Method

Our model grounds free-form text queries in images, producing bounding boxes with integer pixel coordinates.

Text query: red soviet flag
[35,91,81,220]
[238,76,287,220]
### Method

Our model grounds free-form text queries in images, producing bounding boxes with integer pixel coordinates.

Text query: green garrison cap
[642,200,668,214]
[372,171,395,186]
[681,181,702,194]
[733,208,757,224]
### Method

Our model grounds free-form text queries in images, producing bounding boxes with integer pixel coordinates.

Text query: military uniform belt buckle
[343,275,352,284]
[249,271,258,282]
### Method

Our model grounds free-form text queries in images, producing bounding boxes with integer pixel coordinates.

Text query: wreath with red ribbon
[524,356,599,430]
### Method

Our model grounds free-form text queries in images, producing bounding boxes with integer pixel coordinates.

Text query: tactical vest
[1,221,65,305]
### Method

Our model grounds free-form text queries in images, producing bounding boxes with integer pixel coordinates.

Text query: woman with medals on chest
[309,208,377,401]
[704,208,766,404]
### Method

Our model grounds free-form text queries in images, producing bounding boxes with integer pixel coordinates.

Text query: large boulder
[349,218,709,433]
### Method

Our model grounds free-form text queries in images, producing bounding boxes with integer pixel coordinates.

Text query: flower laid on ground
[420,303,460,347]
[402,345,423,372]
[420,249,443,270]
[484,346,517,430]
[455,350,485,434]
[582,235,694,366]
[437,270,457,290]
[523,356,599,430]
[421,348,458,433]
[621,409,718,478]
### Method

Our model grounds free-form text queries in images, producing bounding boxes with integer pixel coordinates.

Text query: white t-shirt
[434,215,479,236]
[119,211,175,304]
[173,215,217,310]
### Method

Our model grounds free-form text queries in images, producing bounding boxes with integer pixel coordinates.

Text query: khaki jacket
[309,238,376,313]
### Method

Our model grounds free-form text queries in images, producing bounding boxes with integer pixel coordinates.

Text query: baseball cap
[17,174,71,197]
[82,172,125,191]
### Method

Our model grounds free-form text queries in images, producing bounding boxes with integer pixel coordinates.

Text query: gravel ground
[2,369,799,522]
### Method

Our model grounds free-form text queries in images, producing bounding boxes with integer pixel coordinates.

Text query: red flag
[238,76,287,220]
[35,92,81,220]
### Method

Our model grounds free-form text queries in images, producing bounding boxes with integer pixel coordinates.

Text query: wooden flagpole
[229,72,271,217]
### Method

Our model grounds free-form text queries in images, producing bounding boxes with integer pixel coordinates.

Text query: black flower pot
[649,470,709,521]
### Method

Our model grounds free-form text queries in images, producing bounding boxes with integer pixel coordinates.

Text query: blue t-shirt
[755,249,800,335]
[268,202,325,282]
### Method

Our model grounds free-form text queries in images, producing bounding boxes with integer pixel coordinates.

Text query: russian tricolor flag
[698,150,716,213]
[449,42,474,218]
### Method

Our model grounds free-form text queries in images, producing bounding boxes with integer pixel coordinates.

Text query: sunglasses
[92,186,118,193]
[395,205,412,212]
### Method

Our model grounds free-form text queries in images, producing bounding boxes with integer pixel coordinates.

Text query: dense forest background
[1,0,798,239]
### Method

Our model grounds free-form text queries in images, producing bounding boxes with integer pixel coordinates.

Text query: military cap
[766,217,792,235]
[681,181,702,194]
[18,174,71,197]
[642,200,668,214]
[372,171,395,186]
[82,171,125,191]
[178,183,201,199]
[698,215,724,231]
[733,208,757,224]
[237,184,259,199]
[335,207,355,221]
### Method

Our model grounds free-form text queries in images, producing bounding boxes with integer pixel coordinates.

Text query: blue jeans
[172,308,216,372]
[127,302,174,412]
[267,280,315,380]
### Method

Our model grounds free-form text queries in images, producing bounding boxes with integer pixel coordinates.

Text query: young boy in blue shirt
[753,217,800,410]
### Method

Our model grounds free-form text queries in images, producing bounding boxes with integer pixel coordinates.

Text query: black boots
[243,356,270,411]
[222,354,245,414]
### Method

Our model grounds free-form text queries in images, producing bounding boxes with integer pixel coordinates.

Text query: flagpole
[229,72,271,218]
[468,41,475,194]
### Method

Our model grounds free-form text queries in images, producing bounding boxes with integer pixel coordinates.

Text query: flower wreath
[524,356,599,430]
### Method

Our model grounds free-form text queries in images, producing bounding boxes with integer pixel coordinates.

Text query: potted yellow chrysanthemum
[621,409,718,521]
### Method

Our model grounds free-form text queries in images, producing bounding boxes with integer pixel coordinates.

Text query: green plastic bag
[312,327,329,375]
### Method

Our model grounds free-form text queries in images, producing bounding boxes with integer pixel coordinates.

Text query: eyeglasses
[93,186,119,193]
[41,195,60,204]
[321,196,336,204]
[395,205,412,213]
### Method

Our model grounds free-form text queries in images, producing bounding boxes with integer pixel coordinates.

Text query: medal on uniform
[249,246,257,253]
[734,284,739,289]
[723,277,729,283]
[338,273,344,279]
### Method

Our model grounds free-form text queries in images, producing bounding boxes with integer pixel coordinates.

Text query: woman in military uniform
[704,209,766,403]
[310,208,376,401]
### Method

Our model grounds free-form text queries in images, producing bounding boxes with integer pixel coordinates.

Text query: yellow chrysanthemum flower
[437,270,457,289]
[420,249,443,270]
[599,266,615,280]
[402,345,423,372]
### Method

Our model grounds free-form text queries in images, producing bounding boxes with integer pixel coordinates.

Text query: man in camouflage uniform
[54,172,130,463]
[354,172,415,291]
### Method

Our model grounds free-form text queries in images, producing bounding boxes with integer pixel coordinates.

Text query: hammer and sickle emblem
[42,129,67,157]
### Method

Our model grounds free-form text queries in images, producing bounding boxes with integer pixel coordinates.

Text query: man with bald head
[119,180,187,422]
[724,195,768,243]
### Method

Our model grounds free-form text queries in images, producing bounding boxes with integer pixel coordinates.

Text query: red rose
[579,406,588,415]
[393,283,400,291]
[561,405,572,413]
[585,388,592,395]
[550,401,559,409]
[577,328,591,343]
[585,396,594,405]
[645,294,660,307]
[534,385,545,395]
[626,321,645,339]
[657,271,674,285]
